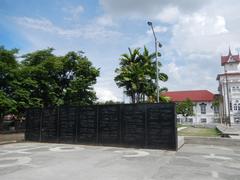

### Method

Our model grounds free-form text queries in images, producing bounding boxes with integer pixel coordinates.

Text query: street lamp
[147,21,162,103]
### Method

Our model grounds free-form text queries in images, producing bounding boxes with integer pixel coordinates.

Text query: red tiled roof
[221,49,240,65]
[163,90,214,102]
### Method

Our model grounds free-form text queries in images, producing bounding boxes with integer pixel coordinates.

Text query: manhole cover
[49,146,84,152]
[114,150,149,157]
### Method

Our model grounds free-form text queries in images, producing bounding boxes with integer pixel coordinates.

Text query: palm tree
[139,47,168,103]
[115,46,168,103]
[115,48,141,103]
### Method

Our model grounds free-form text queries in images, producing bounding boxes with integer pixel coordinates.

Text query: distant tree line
[0,45,170,128]
[0,46,99,122]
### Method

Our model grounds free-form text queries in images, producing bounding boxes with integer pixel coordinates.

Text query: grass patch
[177,124,192,128]
[178,127,222,137]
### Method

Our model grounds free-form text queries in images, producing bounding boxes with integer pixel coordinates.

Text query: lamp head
[158,42,162,48]
[147,21,152,26]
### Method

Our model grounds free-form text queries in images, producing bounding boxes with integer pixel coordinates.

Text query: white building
[217,49,240,124]
[164,90,219,124]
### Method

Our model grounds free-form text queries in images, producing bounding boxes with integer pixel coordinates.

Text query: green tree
[0,46,18,94]
[0,91,17,130]
[0,46,19,128]
[148,87,170,103]
[115,46,168,103]
[62,52,99,105]
[0,46,99,128]
[21,49,99,106]
[176,98,195,122]
[0,46,18,127]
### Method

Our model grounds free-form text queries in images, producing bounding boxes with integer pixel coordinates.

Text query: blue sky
[1,0,240,101]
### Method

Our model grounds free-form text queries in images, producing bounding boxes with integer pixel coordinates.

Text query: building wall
[225,63,240,72]
[177,101,219,124]
[218,62,240,124]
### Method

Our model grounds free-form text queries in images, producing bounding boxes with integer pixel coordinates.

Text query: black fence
[25,103,177,150]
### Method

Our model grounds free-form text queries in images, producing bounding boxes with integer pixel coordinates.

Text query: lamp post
[147,21,162,103]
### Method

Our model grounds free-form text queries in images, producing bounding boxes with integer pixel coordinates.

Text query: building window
[214,106,219,113]
[177,118,180,123]
[230,102,232,111]
[201,118,207,123]
[200,103,207,114]
[187,118,193,123]
[233,87,236,92]
[234,104,237,110]
[238,103,240,111]
[234,118,240,124]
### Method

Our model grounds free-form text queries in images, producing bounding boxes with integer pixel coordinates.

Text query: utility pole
[147,21,162,103]
[224,67,231,126]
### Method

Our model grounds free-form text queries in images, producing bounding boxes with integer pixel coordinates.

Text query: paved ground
[217,124,240,135]
[0,142,240,180]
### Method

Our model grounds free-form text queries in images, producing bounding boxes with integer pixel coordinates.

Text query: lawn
[178,127,222,137]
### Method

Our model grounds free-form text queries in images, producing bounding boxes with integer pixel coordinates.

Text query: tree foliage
[176,98,195,120]
[115,46,168,103]
[0,46,99,121]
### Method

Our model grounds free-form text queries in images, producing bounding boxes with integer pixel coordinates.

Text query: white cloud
[169,13,229,56]
[147,26,168,34]
[166,62,181,81]
[155,6,180,23]
[95,87,119,102]
[100,0,211,19]
[14,16,121,40]
[63,5,84,20]
[163,58,220,93]
[96,15,116,27]
[14,17,56,32]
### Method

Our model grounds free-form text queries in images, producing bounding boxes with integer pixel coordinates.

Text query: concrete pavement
[217,124,240,136]
[0,142,240,180]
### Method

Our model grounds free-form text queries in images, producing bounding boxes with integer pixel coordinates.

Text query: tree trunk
[131,94,135,104]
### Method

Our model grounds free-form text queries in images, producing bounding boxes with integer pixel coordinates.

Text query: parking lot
[0,142,240,180]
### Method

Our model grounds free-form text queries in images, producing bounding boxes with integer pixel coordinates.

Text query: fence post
[57,106,60,143]
[96,105,99,144]
[144,104,148,147]
[119,104,122,144]
[75,107,78,144]
[173,103,178,150]
[39,108,43,142]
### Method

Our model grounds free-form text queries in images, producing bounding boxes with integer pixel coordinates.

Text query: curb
[178,136,184,149]
[184,136,240,146]
[0,140,18,145]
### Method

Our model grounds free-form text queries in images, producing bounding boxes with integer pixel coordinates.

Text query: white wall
[177,101,217,124]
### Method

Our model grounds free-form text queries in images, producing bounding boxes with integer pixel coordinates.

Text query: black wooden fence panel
[41,107,58,143]
[25,108,41,141]
[59,106,77,143]
[77,106,98,144]
[122,104,145,146]
[25,103,177,150]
